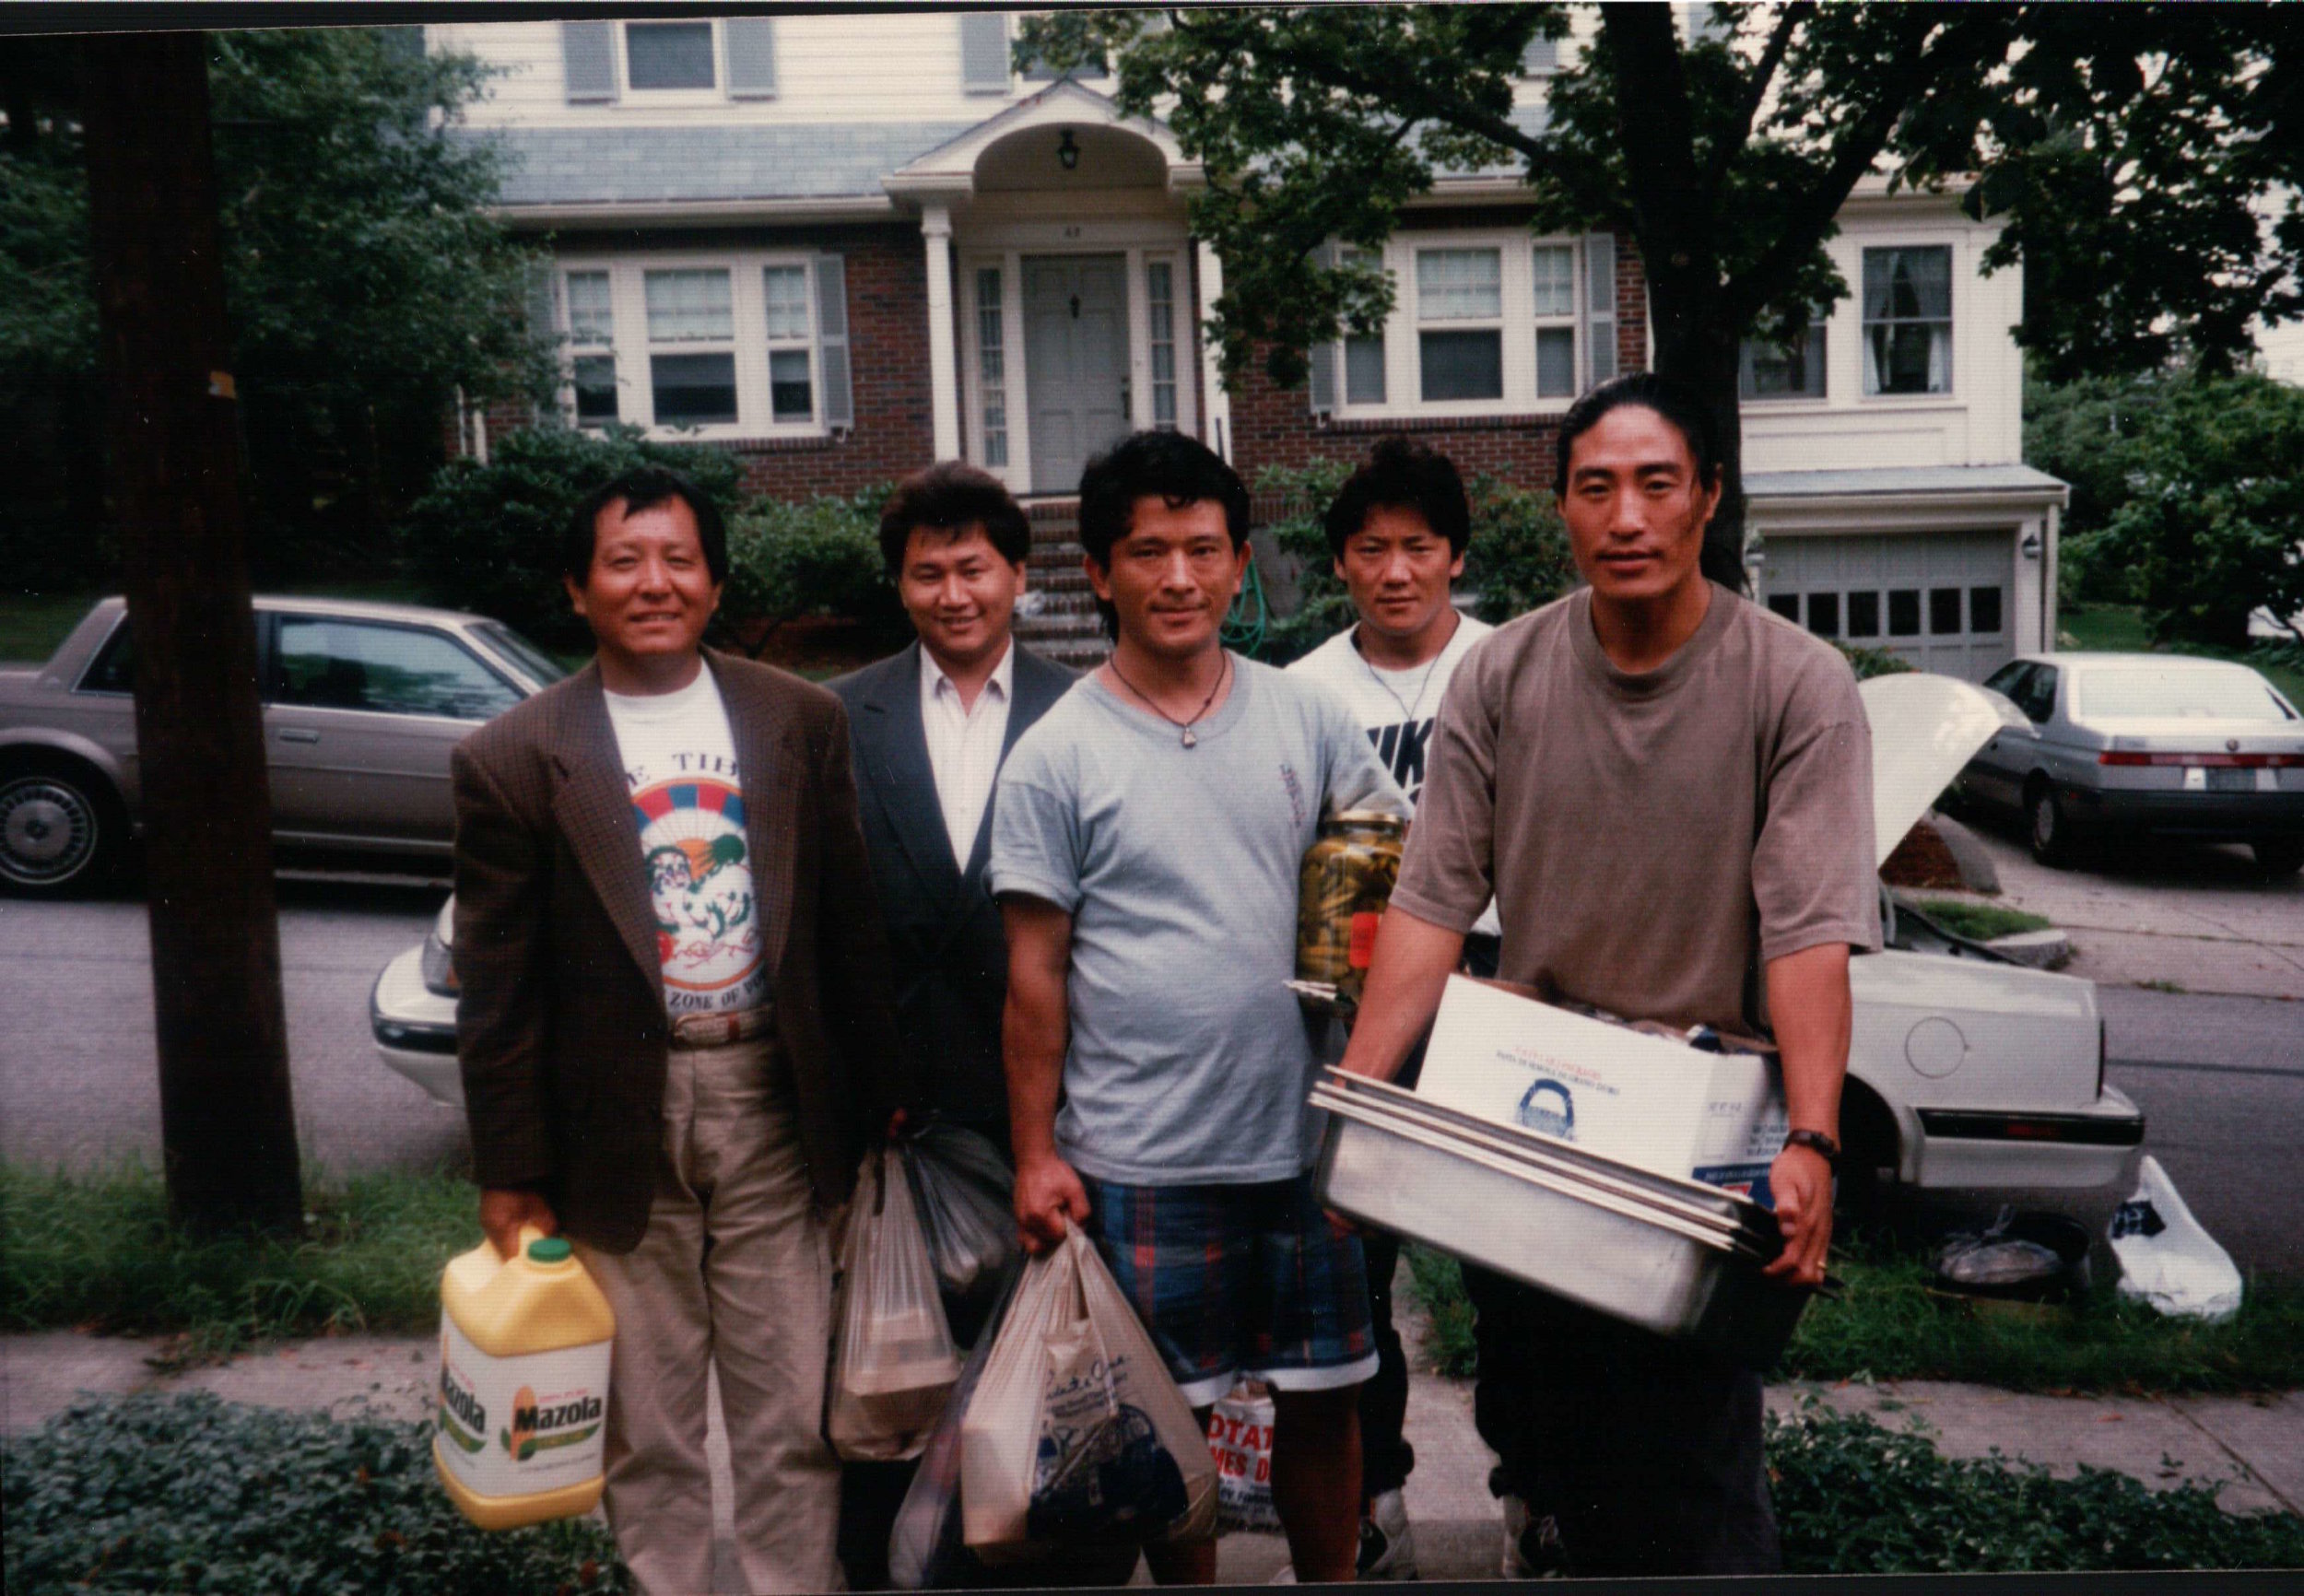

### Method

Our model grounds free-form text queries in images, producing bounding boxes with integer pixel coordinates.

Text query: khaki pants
[574,1037,840,1596]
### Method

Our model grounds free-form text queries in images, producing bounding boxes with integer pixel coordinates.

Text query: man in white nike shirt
[1287,437,1514,1579]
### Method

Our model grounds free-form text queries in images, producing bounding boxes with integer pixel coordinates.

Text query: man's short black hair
[563,465,730,586]
[876,461,1032,578]
[1323,437,1472,559]
[1552,371,1721,501]
[1076,432,1252,641]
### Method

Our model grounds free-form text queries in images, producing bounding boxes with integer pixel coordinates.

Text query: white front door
[1763,530,2015,682]
[1023,254,1130,496]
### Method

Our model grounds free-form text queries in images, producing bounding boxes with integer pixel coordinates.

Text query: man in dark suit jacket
[454,466,911,1596]
[827,463,1101,1589]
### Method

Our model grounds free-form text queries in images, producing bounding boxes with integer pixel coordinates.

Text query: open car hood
[1859,673,2028,869]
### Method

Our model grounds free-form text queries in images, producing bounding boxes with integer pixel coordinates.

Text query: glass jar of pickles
[1297,811,1407,1005]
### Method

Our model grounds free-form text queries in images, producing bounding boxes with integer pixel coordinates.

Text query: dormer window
[625,22,715,90]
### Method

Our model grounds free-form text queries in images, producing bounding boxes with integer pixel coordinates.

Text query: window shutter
[1308,242,1339,417]
[726,18,777,98]
[526,261,562,340]
[814,254,853,430]
[1583,233,1617,389]
[1521,36,1558,75]
[959,13,1011,93]
[561,22,618,103]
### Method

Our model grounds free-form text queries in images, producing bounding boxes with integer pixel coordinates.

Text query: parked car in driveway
[0,596,565,894]
[1956,652,2304,874]
[372,672,2145,1210]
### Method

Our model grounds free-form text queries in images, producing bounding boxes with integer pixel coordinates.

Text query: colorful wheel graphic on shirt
[630,780,760,993]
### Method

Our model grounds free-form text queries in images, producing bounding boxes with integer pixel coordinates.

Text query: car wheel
[1833,1086,1902,1237]
[0,764,123,896]
[2253,839,2304,878]
[2026,780,2075,868]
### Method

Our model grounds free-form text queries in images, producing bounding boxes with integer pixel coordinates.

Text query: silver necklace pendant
[1181,728,1198,748]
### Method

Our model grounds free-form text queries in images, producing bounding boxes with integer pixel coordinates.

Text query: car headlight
[420,929,461,998]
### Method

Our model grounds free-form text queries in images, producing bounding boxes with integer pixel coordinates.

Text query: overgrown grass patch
[1909,898,2054,942]
[1399,1243,1478,1378]
[0,588,105,663]
[1397,1231,2304,1393]
[3,1392,628,1595]
[0,1162,473,1362]
[1769,1399,2304,1572]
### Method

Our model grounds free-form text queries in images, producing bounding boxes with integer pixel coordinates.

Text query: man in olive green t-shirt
[1339,373,1880,1578]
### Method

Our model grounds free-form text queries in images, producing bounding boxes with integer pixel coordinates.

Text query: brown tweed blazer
[450,649,914,1253]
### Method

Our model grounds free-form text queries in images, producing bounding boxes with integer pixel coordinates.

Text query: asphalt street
[3,870,2297,1277]
[0,876,460,1179]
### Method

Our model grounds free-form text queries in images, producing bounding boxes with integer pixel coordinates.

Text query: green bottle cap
[526,1237,572,1264]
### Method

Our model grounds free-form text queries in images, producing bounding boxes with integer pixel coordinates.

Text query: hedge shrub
[3,1393,629,1595]
[723,486,909,653]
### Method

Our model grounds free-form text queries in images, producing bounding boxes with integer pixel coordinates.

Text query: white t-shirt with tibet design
[1290,611,1502,939]
[602,667,770,1021]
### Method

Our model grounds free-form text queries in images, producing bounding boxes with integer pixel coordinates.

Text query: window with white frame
[1146,258,1180,428]
[561,20,777,104]
[645,269,739,427]
[762,265,814,423]
[1416,247,1505,403]
[1863,246,1952,395]
[1740,308,1827,399]
[554,254,829,437]
[1531,243,1577,398]
[976,266,1008,465]
[564,270,619,425]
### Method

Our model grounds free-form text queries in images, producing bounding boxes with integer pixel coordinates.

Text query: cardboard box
[1415,975,1788,1207]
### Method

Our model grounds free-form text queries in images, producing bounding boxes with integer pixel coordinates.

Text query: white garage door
[1760,530,2014,683]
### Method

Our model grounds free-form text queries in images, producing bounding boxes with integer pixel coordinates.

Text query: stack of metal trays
[1310,1068,1820,1368]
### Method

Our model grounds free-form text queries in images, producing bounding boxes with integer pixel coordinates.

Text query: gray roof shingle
[466,123,978,206]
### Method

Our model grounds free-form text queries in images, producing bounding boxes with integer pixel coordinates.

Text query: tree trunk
[80,32,303,1238]
[1646,292,1751,596]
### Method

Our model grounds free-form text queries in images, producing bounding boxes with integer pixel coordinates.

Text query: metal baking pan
[1311,1088,1816,1368]
[1311,1072,1778,1251]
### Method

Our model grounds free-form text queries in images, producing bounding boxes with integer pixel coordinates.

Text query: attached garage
[1745,465,2068,685]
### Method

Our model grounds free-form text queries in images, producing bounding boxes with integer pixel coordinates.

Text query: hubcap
[0,780,97,884]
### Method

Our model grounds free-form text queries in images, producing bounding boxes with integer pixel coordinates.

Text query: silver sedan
[1957,651,2304,874]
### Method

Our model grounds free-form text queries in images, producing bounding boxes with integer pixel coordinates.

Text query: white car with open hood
[372,671,2144,1204]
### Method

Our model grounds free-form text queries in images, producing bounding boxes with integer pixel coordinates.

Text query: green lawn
[0,590,106,664]
[2061,604,2304,707]
[1908,898,2053,941]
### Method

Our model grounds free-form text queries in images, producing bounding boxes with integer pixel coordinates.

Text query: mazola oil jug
[434,1227,615,1530]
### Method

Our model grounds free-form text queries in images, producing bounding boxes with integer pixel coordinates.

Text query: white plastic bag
[1208,1381,1279,1533]
[888,1264,1021,1590]
[2108,1156,2244,1323]
[828,1144,966,1461]
[958,1224,1218,1554]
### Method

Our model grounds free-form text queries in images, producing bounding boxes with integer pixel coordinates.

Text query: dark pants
[1459,1269,1781,1578]
[1357,1226,1415,1500]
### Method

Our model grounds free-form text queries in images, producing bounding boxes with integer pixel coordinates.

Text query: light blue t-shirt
[987,656,1405,1184]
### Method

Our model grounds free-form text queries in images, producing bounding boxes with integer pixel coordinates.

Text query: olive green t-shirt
[1390,582,1881,1034]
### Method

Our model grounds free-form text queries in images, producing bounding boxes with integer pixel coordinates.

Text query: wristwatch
[1781,1128,1842,1167]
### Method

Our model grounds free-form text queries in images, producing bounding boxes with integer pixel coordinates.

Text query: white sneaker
[1358,1487,1419,1580]
[1499,1493,1567,1578]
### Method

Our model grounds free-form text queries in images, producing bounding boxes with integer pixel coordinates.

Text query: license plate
[2206,767,2253,792]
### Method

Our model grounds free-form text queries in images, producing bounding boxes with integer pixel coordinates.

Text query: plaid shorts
[1079,1169,1379,1408]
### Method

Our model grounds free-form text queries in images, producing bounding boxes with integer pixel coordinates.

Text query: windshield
[473,622,570,688]
[2077,667,2296,722]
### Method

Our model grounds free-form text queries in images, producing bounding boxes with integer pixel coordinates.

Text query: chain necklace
[1107,650,1230,748]
[1354,609,1459,725]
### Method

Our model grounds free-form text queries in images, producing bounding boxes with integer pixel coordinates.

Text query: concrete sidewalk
[7,1308,2299,1589]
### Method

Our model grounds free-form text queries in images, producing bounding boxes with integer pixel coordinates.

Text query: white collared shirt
[920,639,1016,868]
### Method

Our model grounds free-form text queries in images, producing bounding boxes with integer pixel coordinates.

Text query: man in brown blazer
[453,464,913,1596]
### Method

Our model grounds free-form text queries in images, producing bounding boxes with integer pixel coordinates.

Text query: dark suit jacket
[451,650,913,1253]
[827,640,1075,1136]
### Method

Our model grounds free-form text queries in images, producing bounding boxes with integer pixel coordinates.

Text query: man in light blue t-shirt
[989,430,1403,1586]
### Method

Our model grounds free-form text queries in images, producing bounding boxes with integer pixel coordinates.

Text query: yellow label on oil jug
[434,1228,615,1531]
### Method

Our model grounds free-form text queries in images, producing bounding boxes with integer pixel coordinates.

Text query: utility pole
[80,31,303,1236]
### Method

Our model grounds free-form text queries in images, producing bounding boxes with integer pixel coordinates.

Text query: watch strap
[1782,1128,1842,1166]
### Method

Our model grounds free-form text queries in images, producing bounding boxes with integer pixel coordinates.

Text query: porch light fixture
[1057,128,1080,170]
[2020,531,2042,559]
